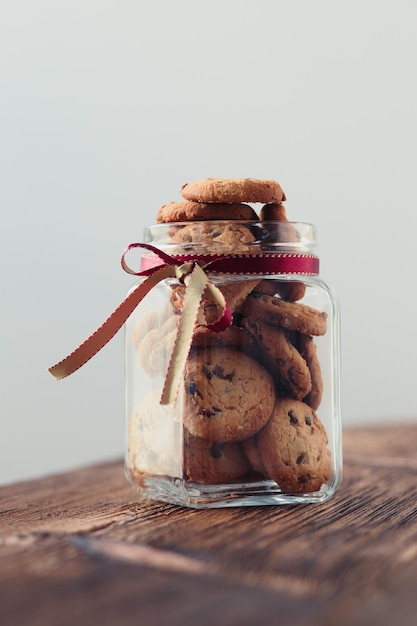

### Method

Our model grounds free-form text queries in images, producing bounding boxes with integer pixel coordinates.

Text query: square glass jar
[125,221,342,508]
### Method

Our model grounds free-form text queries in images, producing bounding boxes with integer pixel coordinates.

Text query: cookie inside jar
[125,178,342,507]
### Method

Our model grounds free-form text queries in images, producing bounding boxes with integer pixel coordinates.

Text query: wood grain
[1,423,417,625]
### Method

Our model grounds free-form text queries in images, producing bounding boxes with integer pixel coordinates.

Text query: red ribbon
[48,243,319,403]
[137,249,320,276]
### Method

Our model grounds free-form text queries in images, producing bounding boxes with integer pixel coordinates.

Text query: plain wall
[1,0,416,485]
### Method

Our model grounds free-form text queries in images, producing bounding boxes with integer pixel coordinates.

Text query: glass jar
[124,220,342,508]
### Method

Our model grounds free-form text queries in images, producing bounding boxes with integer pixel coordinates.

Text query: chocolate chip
[304,415,312,426]
[202,364,213,380]
[288,410,298,424]
[210,443,225,459]
[212,364,234,382]
[188,380,197,395]
[296,453,307,465]
[298,475,309,484]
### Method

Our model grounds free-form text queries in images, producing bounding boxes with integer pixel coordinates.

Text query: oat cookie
[183,430,250,484]
[257,397,331,493]
[156,201,258,223]
[238,291,327,336]
[239,317,312,400]
[181,178,286,204]
[183,346,275,443]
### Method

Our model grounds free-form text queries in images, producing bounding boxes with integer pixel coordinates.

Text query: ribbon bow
[48,243,319,405]
[48,243,232,405]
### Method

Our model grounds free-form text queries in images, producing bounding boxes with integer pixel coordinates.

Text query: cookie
[169,220,256,253]
[238,291,327,336]
[259,202,298,240]
[256,397,331,493]
[169,284,186,316]
[156,201,259,223]
[205,279,262,320]
[183,347,275,443]
[297,334,323,410]
[136,316,179,377]
[136,328,163,376]
[253,278,306,303]
[239,317,312,400]
[183,430,250,484]
[170,278,261,325]
[241,434,268,477]
[259,202,288,221]
[160,314,179,336]
[191,325,262,362]
[181,178,286,204]
[128,390,182,478]
[131,310,159,349]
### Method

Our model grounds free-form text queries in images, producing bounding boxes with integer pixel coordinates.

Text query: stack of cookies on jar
[132,178,332,495]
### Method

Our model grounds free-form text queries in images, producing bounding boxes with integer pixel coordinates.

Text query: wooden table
[1,424,417,626]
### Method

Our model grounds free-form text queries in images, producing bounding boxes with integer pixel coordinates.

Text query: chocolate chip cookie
[170,278,261,325]
[183,346,275,443]
[256,397,332,493]
[239,316,312,400]
[183,430,250,484]
[169,220,256,253]
[238,291,327,336]
[156,201,258,223]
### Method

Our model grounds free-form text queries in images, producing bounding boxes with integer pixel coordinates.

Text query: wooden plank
[0,423,417,625]
[0,536,322,626]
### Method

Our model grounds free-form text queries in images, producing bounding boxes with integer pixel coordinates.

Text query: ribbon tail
[160,265,209,405]
[160,265,232,405]
[48,265,175,380]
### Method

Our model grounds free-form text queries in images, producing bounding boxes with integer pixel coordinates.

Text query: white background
[1,1,416,486]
